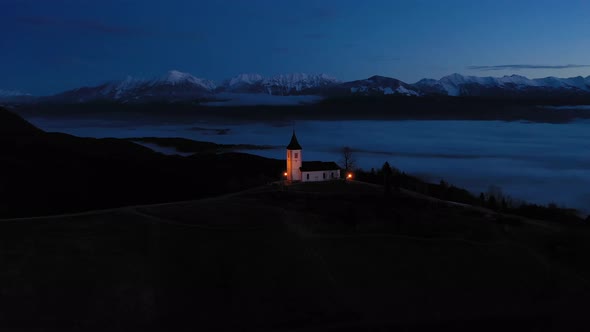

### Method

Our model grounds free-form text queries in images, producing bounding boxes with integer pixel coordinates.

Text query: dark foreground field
[2,181,590,331]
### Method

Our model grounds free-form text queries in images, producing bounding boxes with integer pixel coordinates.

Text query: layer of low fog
[29,117,590,213]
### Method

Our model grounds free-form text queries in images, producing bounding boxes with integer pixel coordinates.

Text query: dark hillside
[0,107,43,136]
[0,107,283,217]
[1,182,590,331]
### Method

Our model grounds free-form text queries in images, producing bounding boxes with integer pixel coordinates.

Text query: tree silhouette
[382,162,393,196]
[340,146,356,173]
[501,198,508,211]
[488,195,498,210]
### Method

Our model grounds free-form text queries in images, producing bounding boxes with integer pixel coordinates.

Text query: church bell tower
[286,131,302,181]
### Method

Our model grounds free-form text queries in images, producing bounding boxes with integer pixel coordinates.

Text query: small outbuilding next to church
[300,161,341,182]
[286,131,341,182]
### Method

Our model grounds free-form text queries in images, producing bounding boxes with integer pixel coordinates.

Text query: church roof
[286,131,302,150]
[300,161,340,172]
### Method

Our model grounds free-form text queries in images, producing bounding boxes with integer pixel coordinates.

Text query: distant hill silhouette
[12,95,590,124]
[0,107,43,136]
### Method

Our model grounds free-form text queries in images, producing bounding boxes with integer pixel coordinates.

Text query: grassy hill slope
[2,182,590,331]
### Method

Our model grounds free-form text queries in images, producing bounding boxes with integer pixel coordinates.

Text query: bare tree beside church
[341,146,356,173]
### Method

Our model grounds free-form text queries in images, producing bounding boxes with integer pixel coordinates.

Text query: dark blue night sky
[2,0,590,95]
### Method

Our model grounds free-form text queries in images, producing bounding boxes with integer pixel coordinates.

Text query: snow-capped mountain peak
[158,70,216,90]
[265,73,338,91]
[267,73,338,84]
[0,89,31,98]
[342,75,421,96]
[109,76,145,98]
[442,73,467,83]
[220,72,339,94]
[264,73,339,94]
[228,73,264,87]
[161,70,192,84]
[47,70,217,103]
[413,73,590,96]
[496,74,533,86]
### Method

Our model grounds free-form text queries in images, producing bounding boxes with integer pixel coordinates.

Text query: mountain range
[0,89,33,103]
[3,70,590,104]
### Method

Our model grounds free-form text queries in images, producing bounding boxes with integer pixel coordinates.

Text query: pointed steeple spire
[287,130,302,150]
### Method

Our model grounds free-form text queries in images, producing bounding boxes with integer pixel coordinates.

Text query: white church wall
[301,170,340,182]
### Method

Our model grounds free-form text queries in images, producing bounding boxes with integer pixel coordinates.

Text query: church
[286,131,341,182]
